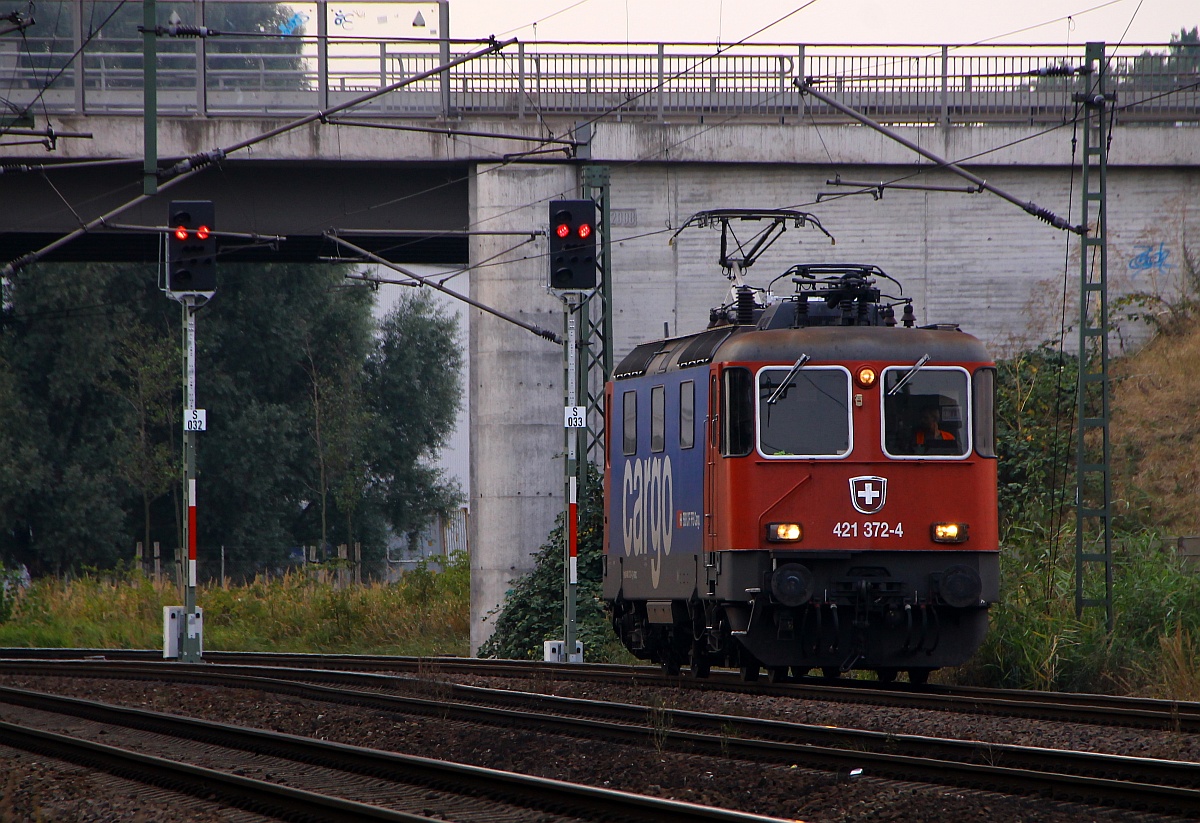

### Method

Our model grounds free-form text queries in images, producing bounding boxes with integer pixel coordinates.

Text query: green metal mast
[1074,42,1114,631]
[581,164,615,462]
[142,0,157,196]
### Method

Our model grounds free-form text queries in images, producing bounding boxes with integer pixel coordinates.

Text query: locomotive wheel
[662,656,682,677]
[688,645,712,679]
[821,667,841,679]
[876,668,899,684]
[766,666,791,684]
[739,662,760,682]
[908,668,931,685]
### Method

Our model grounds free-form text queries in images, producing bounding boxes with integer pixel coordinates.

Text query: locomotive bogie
[608,547,995,672]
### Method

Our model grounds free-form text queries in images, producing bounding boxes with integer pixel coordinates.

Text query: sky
[441,0,1194,46]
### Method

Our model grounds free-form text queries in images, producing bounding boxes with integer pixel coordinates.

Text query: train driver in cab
[913,404,956,453]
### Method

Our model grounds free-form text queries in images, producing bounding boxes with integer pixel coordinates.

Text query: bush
[478,469,630,662]
[959,529,1200,697]
[994,345,1077,538]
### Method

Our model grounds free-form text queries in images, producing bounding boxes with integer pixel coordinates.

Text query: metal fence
[385,507,468,578]
[2,32,1197,124]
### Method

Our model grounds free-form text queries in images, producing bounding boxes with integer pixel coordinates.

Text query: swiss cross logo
[849,476,887,515]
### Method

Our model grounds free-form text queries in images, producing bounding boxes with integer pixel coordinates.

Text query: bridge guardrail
[2,33,1197,124]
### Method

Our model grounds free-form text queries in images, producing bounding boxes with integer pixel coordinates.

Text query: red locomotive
[603,210,998,683]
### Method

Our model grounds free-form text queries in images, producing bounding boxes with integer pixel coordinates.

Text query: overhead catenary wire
[7,18,1194,284]
[327,233,562,344]
[2,36,517,277]
[0,7,1157,250]
[219,4,831,261]
[794,77,1085,234]
[296,36,1197,258]
[0,0,127,142]
[4,10,1180,340]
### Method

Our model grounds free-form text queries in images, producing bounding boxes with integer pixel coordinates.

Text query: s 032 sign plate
[184,409,207,431]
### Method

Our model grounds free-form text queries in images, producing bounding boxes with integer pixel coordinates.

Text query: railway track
[0,683,786,823]
[2,656,1199,815]
[4,647,1200,732]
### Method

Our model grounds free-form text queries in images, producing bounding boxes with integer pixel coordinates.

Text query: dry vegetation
[1111,244,1200,535]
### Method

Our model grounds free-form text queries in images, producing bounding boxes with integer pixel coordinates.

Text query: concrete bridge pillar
[468,162,576,654]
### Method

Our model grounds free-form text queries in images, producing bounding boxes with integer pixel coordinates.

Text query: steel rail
[5,650,1200,731]
[0,685,791,823]
[2,666,1200,814]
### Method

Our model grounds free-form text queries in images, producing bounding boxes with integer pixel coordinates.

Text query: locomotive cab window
[882,366,970,458]
[756,366,852,458]
[680,380,695,450]
[622,391,637,456]
[973,367,997,458]
[650,385,666,453]
[721,367,754,457]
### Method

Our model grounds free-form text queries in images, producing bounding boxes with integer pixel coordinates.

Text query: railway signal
[548,199,597,291]
[167,200,217,297]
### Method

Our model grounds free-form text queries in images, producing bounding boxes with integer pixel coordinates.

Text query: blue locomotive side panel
[607,366,708,600]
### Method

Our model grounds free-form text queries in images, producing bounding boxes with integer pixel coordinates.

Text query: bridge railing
[2,35,1196,125]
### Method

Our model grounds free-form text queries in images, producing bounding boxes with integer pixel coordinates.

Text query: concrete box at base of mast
[543,640,583,663]
[163,607,204,658]
[163,606,183,658]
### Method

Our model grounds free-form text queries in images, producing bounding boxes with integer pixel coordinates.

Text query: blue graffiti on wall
[278,12,309,35]
[1128,242,1173,272]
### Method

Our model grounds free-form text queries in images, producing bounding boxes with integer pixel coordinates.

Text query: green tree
[0,261,464,580]
[0,350,45,549]
[100,322,179,560]
[365,290,463,541]
[0,262,175,572]
[0,1,307,96]
[1121,25,1200,94]
[197,262,377,570]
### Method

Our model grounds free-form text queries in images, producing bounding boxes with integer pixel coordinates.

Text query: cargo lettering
[621,455,673,588]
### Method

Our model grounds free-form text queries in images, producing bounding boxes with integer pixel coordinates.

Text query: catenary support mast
[1074,42,1114,631]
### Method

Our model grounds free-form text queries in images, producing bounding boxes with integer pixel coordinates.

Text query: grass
[954,529,1200,698]
[0,553,471,657]
[6,539,1200,699]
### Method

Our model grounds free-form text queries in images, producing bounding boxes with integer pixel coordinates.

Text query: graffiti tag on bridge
[1128,243,1173,272]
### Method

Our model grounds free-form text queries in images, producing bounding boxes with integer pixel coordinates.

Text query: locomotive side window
[721,368,754,457]
[680,380,695,449]
[882,366,970,458]
[651,385,666,453]
[756,366,852,458]
[622,391,637,455]
[973,368,997,458]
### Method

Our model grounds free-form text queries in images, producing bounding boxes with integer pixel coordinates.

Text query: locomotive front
[603,239,998,684]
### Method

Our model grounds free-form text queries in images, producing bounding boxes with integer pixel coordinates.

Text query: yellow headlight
[931,523,969,543]
[767,523,803,542]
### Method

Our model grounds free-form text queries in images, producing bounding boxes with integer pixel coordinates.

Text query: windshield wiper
[766,354,810,405]
[887,353,930,396]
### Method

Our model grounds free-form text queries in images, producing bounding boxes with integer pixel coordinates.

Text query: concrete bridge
[2,24,1199,651]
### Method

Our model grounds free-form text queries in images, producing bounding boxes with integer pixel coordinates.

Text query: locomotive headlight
[767,522,803,542]
[931,522,969,543]
[855,366,877,389]
[939,563,983,608]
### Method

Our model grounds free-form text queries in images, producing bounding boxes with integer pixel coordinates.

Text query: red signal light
[577,223,592,240]
[174,225,189,241]
[555,223,570,239]
[196,225,210,240]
